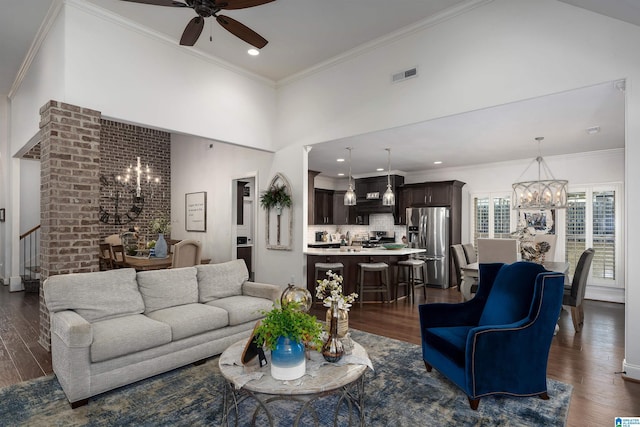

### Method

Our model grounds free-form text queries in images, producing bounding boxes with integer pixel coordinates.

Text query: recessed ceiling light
[336,158,345,162]
[248,48,260,56]
[338,173,345,176]
[376,168,384,172]
[586,126,600,135]
[434,161,443,165]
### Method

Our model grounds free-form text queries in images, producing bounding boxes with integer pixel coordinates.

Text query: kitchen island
[305,247,426,303]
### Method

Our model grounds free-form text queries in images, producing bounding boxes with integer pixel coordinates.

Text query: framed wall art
[185,192,207,232]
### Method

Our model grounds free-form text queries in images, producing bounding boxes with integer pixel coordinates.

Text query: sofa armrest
[242,281,283,303]
[51,310,93,348]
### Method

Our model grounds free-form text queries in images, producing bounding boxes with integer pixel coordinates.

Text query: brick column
[38,101,101,351]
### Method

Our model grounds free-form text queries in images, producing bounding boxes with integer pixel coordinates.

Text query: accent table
[219,338,371,426]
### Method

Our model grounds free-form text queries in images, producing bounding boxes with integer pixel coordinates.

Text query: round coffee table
[219,338,369,426]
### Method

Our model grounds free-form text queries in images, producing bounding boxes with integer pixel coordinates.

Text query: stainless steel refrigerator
[406,207,450,288]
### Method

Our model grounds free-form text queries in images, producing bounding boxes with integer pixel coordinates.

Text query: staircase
[20,225,40,293]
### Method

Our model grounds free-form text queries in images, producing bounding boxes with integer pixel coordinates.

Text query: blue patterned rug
[0,330,571,426]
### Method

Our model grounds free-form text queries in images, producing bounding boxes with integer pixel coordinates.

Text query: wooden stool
[397,259,426,302]
[314,262,344,283]
[357,262,390,307]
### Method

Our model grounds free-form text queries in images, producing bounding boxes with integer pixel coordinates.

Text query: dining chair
[563,248,595,332]
[171,239,202,268]
[104,234,122,246]
[477,238,519,264]
[533,234,557,262]
[98,243,114,270]
[167,239,182,254]
[110,244,127,268]
[450,244,468,288]
[462,243,477,264]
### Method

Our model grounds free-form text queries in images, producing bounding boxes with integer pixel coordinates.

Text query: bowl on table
[382,243,407,250]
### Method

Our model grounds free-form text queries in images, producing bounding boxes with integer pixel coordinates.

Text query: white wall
[63,1,276,151]
[170,134,273,266]
[19,159,41,233]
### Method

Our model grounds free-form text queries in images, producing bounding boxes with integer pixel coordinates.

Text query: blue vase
[270,336,306,380]
[155,233,168,258]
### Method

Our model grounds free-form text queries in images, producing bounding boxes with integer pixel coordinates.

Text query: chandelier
[117,157,159,198]
[512,137,568,210]
[344,147,356,206]
[382,148,395,206]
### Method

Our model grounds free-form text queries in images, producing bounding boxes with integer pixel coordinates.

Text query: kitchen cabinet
[308,170,320,225]
[314,189,334,225]
[237,246,253,280]
[397,181,465,226]
[333,191,360,225]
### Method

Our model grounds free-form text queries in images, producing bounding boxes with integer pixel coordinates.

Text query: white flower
[316,270,358,312]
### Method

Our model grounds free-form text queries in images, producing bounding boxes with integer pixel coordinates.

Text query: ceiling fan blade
[180,16,205,46]
[216,15,268,49]
[120,0,188,7]
[216,0,275,10]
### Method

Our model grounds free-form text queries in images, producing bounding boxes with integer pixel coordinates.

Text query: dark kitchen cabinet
[237,246,253,280]
[314,189,334,225]
[397,181,465,226]
[308,170,320,225]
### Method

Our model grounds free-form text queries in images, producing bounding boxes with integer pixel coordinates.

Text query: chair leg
[570,306,582,332]
[468,397,480,410]
[424,360,432,372]
[578,304,585,326]
[539,392,550,400]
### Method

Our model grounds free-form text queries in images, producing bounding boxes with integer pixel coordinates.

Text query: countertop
[236,244,253,248]
[305,247,426,256]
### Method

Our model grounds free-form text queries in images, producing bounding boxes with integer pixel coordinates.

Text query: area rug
[0,330,571,426]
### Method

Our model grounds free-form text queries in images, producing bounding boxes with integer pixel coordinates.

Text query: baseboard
[622,359,640,382]
[585,285,624,303]
[9,276,24,292]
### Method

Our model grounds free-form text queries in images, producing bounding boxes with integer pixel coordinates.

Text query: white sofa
[44,259,281,407]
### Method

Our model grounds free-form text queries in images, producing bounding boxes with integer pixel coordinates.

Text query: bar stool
[314,262,344,284]
[396,259,426,302]
[357,262,390,307]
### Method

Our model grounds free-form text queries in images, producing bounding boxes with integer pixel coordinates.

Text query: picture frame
[185,192,207,232]
[0,208,4,222]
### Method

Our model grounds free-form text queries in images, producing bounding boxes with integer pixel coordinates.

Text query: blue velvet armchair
[419,261,565,410]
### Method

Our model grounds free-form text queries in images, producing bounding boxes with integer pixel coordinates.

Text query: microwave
[237,236,248,245]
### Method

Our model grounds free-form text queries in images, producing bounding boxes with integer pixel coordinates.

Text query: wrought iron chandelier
[512,137,568,210]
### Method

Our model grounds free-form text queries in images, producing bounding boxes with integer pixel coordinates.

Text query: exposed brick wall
[98,120,171,242]
[37,104,172,351]
[38,101,102,350]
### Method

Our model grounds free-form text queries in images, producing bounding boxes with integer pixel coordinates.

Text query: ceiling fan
[121,0,274,48]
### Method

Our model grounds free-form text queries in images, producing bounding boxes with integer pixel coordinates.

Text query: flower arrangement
[316,271,358,311]
[254,301,324,350]
[259,184,292,210]
[150,216,171,235]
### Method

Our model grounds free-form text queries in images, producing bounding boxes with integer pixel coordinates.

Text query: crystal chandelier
[512,137,568,210]
[382,148,395,206]
[344,147,356,206]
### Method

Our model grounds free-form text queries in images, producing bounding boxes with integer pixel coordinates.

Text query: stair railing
[19,224,41,291]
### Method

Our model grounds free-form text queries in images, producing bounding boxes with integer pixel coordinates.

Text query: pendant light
[512,137,568,210]
[382,148,395,206]
[344,147,356,206]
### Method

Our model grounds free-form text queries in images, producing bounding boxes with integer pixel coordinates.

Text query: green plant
[254,302,324,351]
[259,184,292,210]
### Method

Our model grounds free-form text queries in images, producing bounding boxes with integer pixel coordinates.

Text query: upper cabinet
[314,189,334,225]
[397,180,465,224]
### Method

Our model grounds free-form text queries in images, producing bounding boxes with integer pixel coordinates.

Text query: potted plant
[149,216,171,258]
[316,270,358,338]
[254,301,323,380]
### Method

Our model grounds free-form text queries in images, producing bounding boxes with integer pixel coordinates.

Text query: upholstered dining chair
[110,244,127,268]
[563,248,595,332]
[534,234,557,262]
[477,238,519,263]
[462,243,477,264]
[419,261,565,410]
[98,243,114,270]
[104,234,122,246]
[171,239,202,268]
[450,244,468,288]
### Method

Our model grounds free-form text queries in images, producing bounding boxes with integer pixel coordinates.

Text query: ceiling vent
[392,67,418,83]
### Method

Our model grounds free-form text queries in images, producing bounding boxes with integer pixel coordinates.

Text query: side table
[219,338,370,426]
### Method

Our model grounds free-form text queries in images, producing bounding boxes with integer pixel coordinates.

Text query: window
[471,193,513,247]
[565,185,622,287]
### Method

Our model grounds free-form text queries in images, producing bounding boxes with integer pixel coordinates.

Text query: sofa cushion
[44,268,144,323]
[91,314,172,363]
[423,326,472,367]
[196,260,248,302]
[137,267,199,314]
[206,295,273,326]
[146,303,229,340]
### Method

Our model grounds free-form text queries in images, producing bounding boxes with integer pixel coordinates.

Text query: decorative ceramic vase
[325,307,349,338]
[154,233,168,258]
[270,336,306,380]
[322,301,344,363]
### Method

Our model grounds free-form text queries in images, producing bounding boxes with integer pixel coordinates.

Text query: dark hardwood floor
[1,284,638,426]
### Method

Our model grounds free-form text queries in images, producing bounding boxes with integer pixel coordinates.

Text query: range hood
[355,175,404,215]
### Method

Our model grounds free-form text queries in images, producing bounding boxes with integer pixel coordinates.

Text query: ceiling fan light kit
[122,0,275,48]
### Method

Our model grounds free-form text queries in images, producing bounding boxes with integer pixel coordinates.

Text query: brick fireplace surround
[37,100,171,351]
